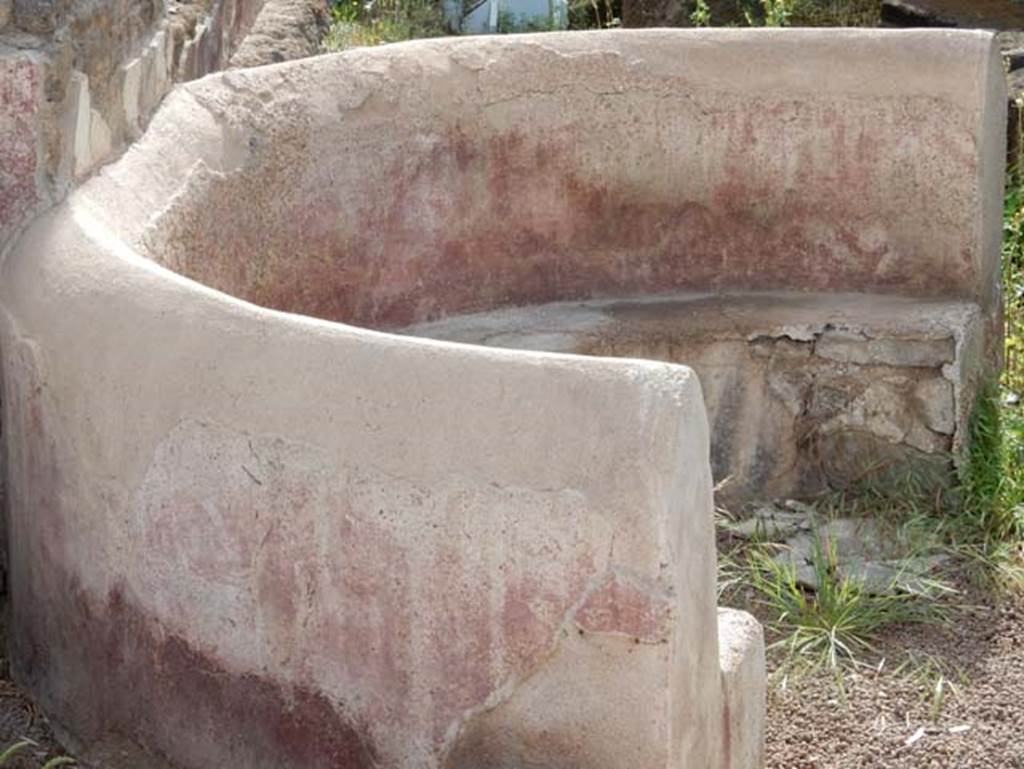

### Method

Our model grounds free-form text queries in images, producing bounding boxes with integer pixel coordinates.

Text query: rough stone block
[12,0,60,33]
[915,377,956,435]
[122,58,142,131]
[70,70,92,177]
[815,330,955,368]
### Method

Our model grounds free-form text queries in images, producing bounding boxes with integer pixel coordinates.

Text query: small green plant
[956,386,1024,543]
[894,650,970,721]
[0,739,75,768]
[743,529,950,673]
[690,0,712,26]
[744,0,794,26]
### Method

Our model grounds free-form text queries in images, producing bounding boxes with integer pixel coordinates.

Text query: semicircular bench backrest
[102,29,1005,332]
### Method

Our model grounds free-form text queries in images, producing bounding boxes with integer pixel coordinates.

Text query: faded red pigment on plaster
[0,56,40,240]
[9,461,377,768]
[18,576,380,769]
[574,573,674,644]
[142,89,979,331]
[4,406,376,767]
[75,416,613,766]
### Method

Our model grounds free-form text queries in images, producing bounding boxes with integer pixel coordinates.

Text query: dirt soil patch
[757,586,1024,768]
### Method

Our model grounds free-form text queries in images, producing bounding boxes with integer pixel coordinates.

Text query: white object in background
[444,0,567,33]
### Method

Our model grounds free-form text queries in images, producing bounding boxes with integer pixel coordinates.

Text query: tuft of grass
[951,169,1024,587]
[954,386,1024,545]
[0,742,34,765]
[743,531,949,673]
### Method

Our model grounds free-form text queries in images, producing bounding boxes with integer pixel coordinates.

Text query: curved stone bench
[0,26,1004,769]
[0,31,774,769]
[123,26,1003,500]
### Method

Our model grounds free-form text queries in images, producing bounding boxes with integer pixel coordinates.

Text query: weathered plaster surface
[0,28,1006,768]
[0,192,748,766]
[122,30,1005,345]
[99,28,1002,500]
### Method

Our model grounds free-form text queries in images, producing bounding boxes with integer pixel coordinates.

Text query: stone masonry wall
[0,0,266,257]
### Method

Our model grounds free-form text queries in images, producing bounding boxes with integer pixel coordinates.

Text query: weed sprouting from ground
[747,538,946,671]
[894,650,970,722]
[725,518,954,681]
[0,740,75,768]
[937,169,1024,588]
[954,388,1024,544]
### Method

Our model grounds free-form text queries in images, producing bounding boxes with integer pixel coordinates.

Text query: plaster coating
[0,26,1008,769]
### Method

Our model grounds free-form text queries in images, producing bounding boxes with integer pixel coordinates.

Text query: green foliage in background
[690,0,711,25]
[784,0,880,25]
[704,0,880,26]
[322,0,447,51]
[568,0,620,29]
[321,0,880,50]
[744,0,795,26]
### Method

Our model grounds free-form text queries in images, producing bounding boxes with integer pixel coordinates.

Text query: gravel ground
[760,587,1024,768]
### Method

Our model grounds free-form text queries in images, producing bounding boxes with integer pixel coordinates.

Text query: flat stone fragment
[730,503,815,540]
[815,331,955,367]
[772,517,950,595]
[915,377,957,435]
